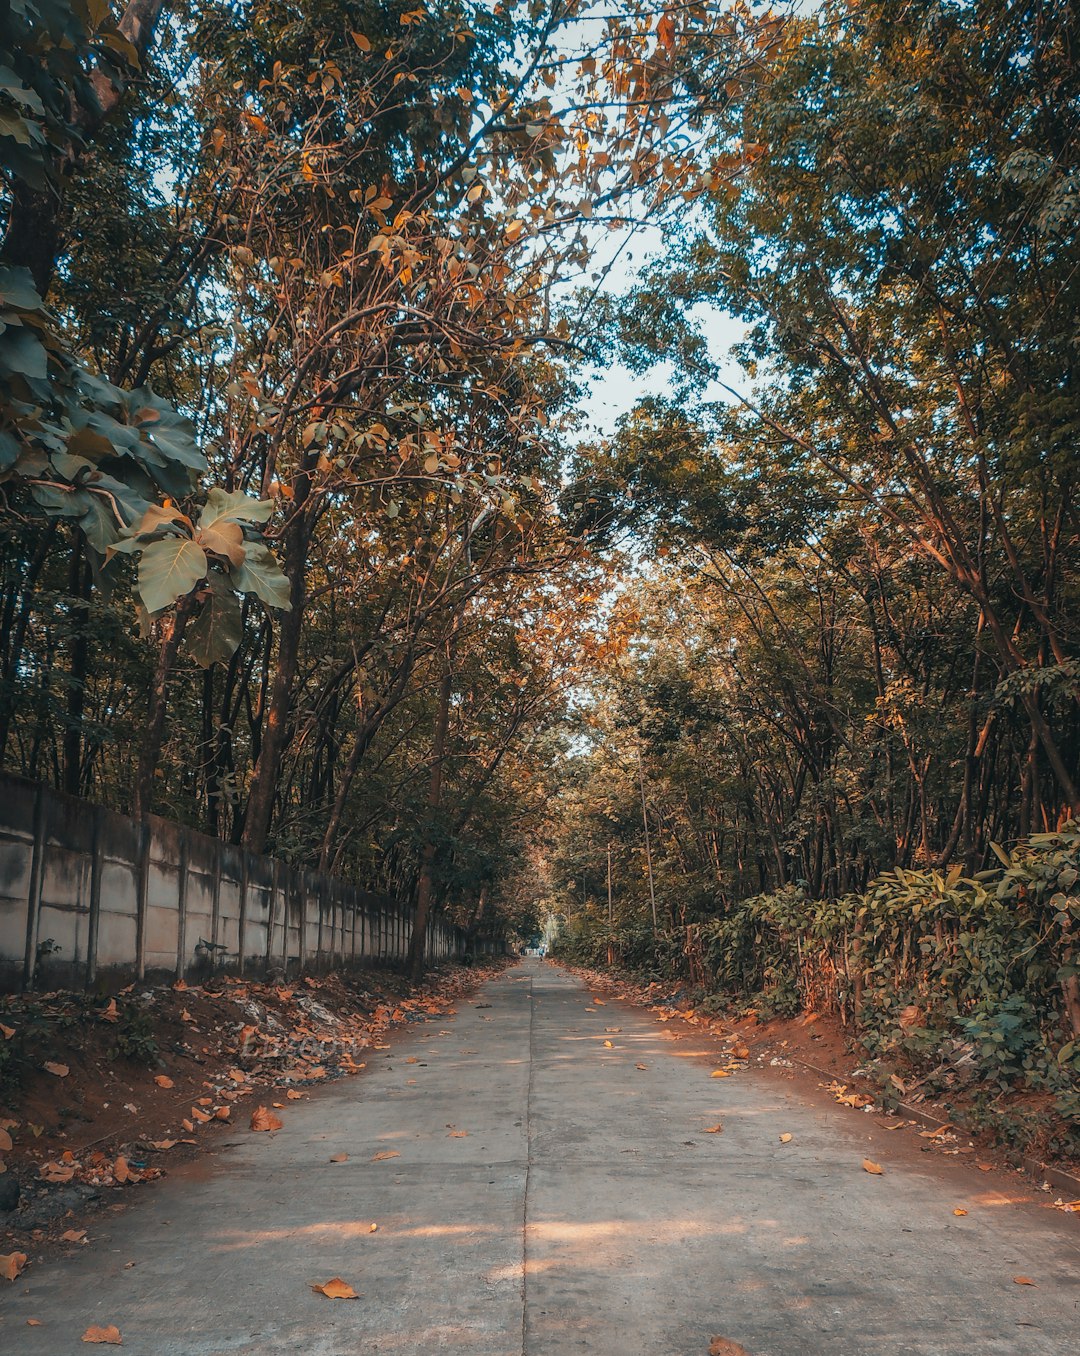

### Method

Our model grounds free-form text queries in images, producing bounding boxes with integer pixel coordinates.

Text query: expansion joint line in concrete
[520,967,535,1355]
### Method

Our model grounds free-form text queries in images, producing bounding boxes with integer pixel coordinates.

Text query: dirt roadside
[0,958,510,1275]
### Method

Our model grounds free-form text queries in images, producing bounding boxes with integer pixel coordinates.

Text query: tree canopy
[2,0,1078,1061]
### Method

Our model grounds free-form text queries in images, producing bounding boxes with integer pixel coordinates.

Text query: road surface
[2,960,1078,1354]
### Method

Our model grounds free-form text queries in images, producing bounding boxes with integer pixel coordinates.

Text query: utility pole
[638,752,657,934]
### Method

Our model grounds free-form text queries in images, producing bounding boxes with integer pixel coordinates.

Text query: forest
[2,2,1078,1136]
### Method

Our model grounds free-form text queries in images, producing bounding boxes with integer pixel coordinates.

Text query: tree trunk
[407,666,452,981]
[133,597,192,819]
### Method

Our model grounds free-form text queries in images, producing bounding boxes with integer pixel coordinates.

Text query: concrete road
[1,960,1078,1355]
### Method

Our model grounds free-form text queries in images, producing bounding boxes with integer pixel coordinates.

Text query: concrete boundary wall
[0,772,499,992]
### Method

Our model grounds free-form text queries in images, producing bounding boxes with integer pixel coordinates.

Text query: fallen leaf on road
[977,1162,993,1172]
[448,1130,468,1138]
[250,1106,283,1132]
[605,1027,621,1033]
[61,1229,87,1243]
[150,1140,177,1151]
[329,1153,348,1162]
[406,1057,418,1064]
[0,1128,11,1153]
[311,1278,358,1299]
[214,1106,230,1121]
[1013,1276,1037,1286]
[709,1337,751,1355]
[603,1040,613,1048]
[704,1124,724,1134]
[154,1075,174,1089]
[114,1155,140,1184]
[1053,1199,1080,1213]
[733,1047,749,1059]
[369,1222,377,1232]
[592,998,606,1005]
[711,1070,730,1078]
[286,1090,304,1100]
[862,1158,884,1175]
[81,1325,122,1344]
[27,1318,41,1325]
[636,1063,648,1070]
[371,1150,399,1161]
[779,1133,793,1144]
[40,1162,76,1182]
[953,1209,967,1216]
[44,1061,69,1077]
[1,1251,28,1281]
[191,1106,212,1123]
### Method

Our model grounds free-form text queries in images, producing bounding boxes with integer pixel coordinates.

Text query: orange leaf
[603,1040,613,1048]
[151,1140,177,1151]
[0,1128,11,1153]
[311,1277,358,1299]
[0,1022,15,1039]
[154,1075,174,1089]
[250,1106,283,1132]
[953,1208,967,1216]
[114,1155,140,1184]
[191,1106,211,1124]
[635,1063,648,1070]
[862,1158,884,1175]
[1013,1276,1037,1286]
[81,1324,122,1343]
[1,1250,28,1281]
[214,1106,231,1120]
[99,999,119,1023]
[710,1070,730,1078]
[704,1124,724,1134]
[447,1130,468,1138]
[779,1133,793,1144]
[329,1153,348,1162]
[61,1229,87,1243]
[371,1150,399,1162]
[709,1338,751,1355]
[44,1061,69,1077]
[40,1162,75,1183]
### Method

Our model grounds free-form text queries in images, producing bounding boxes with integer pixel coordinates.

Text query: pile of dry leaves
[0,959,507,1263]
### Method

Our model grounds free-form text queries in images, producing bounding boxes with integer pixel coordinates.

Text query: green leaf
[0,265,42,311]
[137,537,207,614]
[198,487,274,529]
[186,581,243,667]
[232,541,290,610]
[0,326,48,380]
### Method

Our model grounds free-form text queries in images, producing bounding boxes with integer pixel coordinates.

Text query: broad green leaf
[187,581,243,667]
[137,537,207,614]
[232,541,290,610]
[0,265,42,311]
[198,487,274,528]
